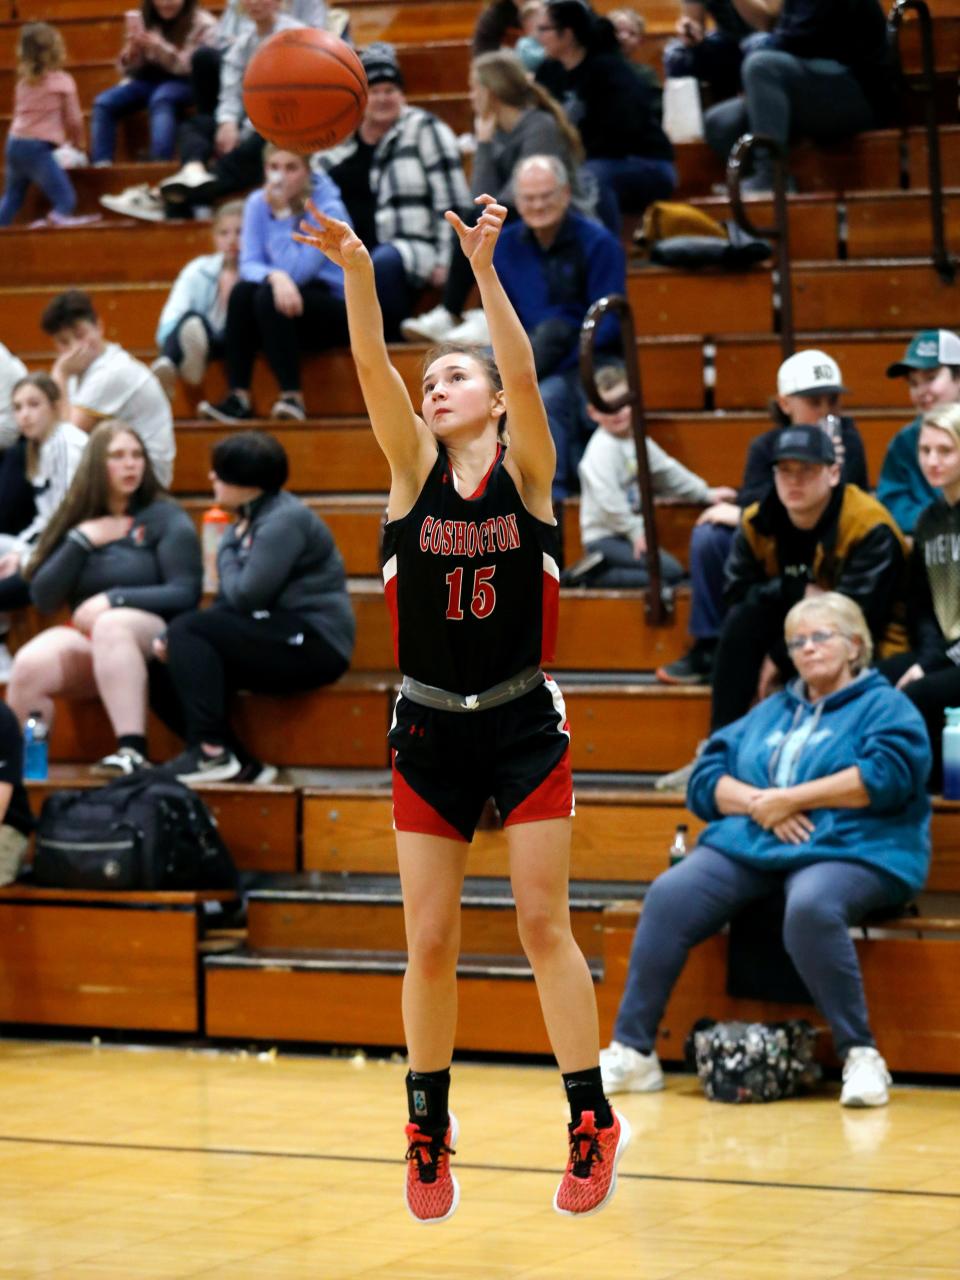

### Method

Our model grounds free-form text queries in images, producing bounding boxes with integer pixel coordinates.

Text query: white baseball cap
[777,349,847,397]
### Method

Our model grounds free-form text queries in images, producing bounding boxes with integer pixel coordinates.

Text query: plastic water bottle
[202,506,231,594]
[23,710,48,781]
[943,708,960,800]
[669,822,688,866]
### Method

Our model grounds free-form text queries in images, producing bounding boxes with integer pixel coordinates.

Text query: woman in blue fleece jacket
[199,145,349,424]
[601,591,930,1109]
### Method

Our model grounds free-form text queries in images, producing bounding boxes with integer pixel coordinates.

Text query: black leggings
[711,596,792,731]
[0,442,35,537]
[225,279,350,393]
[156,607,350,757]
[877,650,960,792]
[0,572,30,611]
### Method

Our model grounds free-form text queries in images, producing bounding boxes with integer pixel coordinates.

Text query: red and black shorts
[389,674,574,843]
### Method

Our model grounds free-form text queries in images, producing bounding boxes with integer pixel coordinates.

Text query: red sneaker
[553,1109,631,1217]
[404,1114,460,1224]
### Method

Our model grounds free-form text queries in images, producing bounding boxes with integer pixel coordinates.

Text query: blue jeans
[585,156,677,235]
[0,135,75,224]
[613,844,907,1059]
[539,367,594,500]
[92,76,194,163]
[688,521,736,642]
[585,535,686,589]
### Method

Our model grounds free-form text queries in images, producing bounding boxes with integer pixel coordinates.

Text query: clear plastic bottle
[23,710,49,781]
[943,708,960,800]
[669,822,688,866]
[202,506,231,594]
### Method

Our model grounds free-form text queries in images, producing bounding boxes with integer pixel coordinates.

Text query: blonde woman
[603,592,930,1109]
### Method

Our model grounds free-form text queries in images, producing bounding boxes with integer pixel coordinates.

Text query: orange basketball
[242,29,368,154]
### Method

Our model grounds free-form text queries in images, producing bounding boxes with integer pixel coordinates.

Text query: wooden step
[25,766,300,873]
[39,672,394,769]
[0,884,233,1032]
[245,876,611,957]
[302,784,960,894]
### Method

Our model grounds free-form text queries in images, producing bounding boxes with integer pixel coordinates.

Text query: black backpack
[33,772,238,892]
[687,1017,821,1104]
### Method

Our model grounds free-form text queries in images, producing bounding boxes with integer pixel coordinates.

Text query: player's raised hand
[445,194,508,272]
[294,200,369,270]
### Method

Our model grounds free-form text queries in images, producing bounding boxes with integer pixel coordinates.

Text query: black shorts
[389,674,574,843]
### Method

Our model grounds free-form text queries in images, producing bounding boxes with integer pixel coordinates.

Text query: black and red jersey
[381,443,560,694]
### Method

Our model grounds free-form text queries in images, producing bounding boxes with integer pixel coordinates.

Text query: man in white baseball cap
[877,329,960,534]
[777,349,848,397]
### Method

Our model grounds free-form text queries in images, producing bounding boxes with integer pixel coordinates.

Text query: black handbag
[33,772,238,892]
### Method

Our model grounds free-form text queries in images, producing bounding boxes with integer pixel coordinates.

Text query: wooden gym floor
[0,1041,955,1278]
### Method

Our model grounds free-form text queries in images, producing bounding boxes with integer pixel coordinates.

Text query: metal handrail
[726,133,794,360]
[579,294,672,625]
[889,0,955,283]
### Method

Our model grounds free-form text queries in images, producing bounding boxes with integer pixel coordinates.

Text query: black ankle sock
[118,734,147,756]
[405,1068,451,1135]
[562,1067,613,1129]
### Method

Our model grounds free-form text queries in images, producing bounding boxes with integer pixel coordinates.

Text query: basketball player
[294,194,629,1222]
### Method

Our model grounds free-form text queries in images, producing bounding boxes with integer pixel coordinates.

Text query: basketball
[242,29,368,154]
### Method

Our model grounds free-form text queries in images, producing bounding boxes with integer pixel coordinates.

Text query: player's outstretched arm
[295,202,434,485]
[446,196,555,508]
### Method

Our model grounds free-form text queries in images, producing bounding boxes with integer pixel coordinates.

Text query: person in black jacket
[534,0,675,232]
[155,431,355,785]
[879,404,960,791]
[657,349,868,687]
[704,0,893,193]
[7,420,202,776]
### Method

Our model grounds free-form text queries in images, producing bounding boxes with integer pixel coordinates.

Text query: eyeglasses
[785,629,846,654]
[535,23,557,32]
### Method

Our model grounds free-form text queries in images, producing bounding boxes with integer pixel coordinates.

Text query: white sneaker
[178,315,210,385]
[150,356,178,400]
[446,309,491,346]
[159,161,216,200]
[399,304,458,344]
[600,1041,664,1094]
[100,184,165,222]
[840,1047,891,1108]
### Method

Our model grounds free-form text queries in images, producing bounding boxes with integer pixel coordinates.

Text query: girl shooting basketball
[295,193,629,1222]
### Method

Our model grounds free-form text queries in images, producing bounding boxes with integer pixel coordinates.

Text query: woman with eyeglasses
[600,591,930,1110]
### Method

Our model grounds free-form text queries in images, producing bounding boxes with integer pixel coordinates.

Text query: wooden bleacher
[0,0,958,1072]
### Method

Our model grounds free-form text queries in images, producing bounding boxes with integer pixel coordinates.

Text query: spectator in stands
[400,50,591,346]
[315,43,471,342]
[601,591,930,1109]
[8,420,201,777]
[710,425,906,733]
[186,0,327,127]
[100,0,301,222]
[0,375,88,674]
[658,350,868,688]
[197,147,349,424]
[609,8,663,116]
[472,0,522,54]
[515,1,549,73]
[880,404,960,793]
[0,22,90,228]
[0,702,34,886]
[876,329,960,536]
[535,0,675,232]
[663,2,762,105]
[41,290,175,487]
[703,0,893,194]
[0,343,35,546]
[150,199,243,398]
[485,154,625,499]
[577,363,737,587]
[154,431,354,785]
[90,0,217,167]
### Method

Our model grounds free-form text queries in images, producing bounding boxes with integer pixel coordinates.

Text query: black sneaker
[164,745,243,785]
[234,759,279,785]
[198,394,254,424]
[656,641,716,686]
[90,745,151,777]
